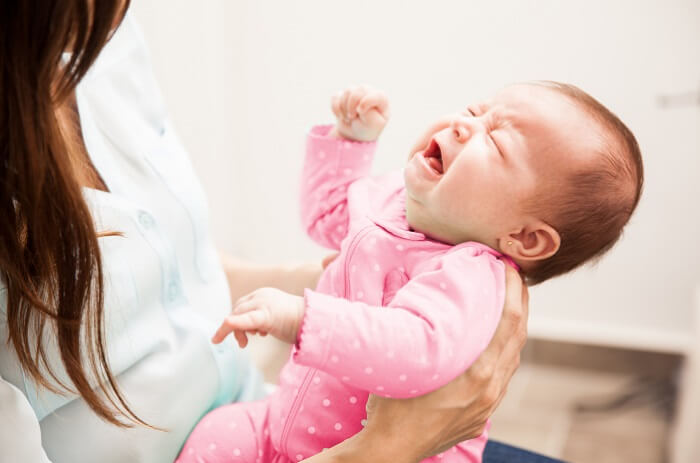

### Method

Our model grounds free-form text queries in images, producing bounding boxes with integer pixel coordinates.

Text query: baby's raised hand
[212,288,305,348]
[331,85,389,142]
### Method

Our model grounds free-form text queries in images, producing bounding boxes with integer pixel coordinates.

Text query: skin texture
[404,84,601,267]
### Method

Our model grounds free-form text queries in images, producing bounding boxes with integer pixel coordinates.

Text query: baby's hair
[523,81,644,285]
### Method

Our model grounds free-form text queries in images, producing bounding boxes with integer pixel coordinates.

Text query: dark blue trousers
[483,441,566,463]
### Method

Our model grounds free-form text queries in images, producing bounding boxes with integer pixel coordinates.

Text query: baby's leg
[177,400,279,463]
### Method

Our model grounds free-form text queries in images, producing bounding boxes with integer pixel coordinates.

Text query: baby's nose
[450,116,470,143]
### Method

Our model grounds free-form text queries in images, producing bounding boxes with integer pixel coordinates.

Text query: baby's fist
[331,85,389,142]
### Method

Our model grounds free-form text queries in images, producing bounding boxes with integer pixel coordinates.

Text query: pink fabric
[180,125,511,463]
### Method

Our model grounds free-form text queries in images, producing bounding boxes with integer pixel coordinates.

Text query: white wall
[131,0,700,353]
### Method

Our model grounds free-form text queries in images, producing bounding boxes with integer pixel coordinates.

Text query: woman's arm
[220,252,324,301]
[304,265,529,463]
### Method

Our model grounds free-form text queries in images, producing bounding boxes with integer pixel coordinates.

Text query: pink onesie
[179,125,512,463]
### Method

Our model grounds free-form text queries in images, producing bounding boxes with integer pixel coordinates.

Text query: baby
[179,81,643,463]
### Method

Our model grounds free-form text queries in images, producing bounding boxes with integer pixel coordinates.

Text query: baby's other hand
[212,288,305,347]
[331,85,389,142]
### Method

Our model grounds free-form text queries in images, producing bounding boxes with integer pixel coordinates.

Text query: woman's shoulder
[79,12,148,84]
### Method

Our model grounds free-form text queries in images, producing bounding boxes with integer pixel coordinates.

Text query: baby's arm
[300,86,389,250]
[295,247,507,398]
[213,246,507,398]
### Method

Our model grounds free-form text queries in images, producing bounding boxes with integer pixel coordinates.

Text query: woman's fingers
[520,274,530,322]
[486,266,525,355]
[475,266,528,412]
[493,307,528,396]
[502,265,526,329]
[499,267,529,365]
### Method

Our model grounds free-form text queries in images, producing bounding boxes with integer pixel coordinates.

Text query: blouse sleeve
[0,374,53,462]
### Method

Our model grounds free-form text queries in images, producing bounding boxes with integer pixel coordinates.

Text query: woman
[0,1,531,462]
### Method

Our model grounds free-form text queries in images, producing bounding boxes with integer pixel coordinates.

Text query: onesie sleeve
[293,246,507,398]
[0,374,53,462]
[299,125,376,250]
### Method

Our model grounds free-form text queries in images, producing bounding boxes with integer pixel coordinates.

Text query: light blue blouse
[0,13,265,463]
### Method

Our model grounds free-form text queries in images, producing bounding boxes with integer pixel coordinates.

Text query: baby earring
[507,241,513,246]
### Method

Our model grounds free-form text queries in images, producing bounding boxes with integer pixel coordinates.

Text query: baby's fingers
[357,91,389,118]
[233,330,249,348]
[212,320,235,344]
[345,87,366,119]
[338,89,353,122]
[211,310,266,343]
[231,310,269,331]
[331,93,344,121]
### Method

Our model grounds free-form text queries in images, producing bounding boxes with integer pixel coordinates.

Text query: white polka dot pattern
[291,126,510,461]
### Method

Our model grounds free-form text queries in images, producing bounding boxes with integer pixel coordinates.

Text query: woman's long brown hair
[0,0,150,427]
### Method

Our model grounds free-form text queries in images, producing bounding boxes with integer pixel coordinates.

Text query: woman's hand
[303,265,528,463]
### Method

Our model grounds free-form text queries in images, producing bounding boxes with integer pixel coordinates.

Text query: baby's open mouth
[423,139,444,175]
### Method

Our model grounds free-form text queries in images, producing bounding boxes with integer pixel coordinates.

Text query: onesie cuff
[307,124,377,175]
[293,288,339,369]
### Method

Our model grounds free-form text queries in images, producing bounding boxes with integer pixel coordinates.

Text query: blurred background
[130,1,699,461]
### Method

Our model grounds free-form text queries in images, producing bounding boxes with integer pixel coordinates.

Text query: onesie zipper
[279,222,375,457]
[343,224,375,299]
[280,368,315,456]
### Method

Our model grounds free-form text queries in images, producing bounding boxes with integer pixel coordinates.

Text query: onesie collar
[369,187,520,271]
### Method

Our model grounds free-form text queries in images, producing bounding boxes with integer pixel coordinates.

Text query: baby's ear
[497,221,560,262]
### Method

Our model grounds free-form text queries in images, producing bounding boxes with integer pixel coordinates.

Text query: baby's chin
[406,203,460,245]
[406,201,497,247]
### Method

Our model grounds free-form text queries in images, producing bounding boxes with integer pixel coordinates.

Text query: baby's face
[404,84,600,246]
